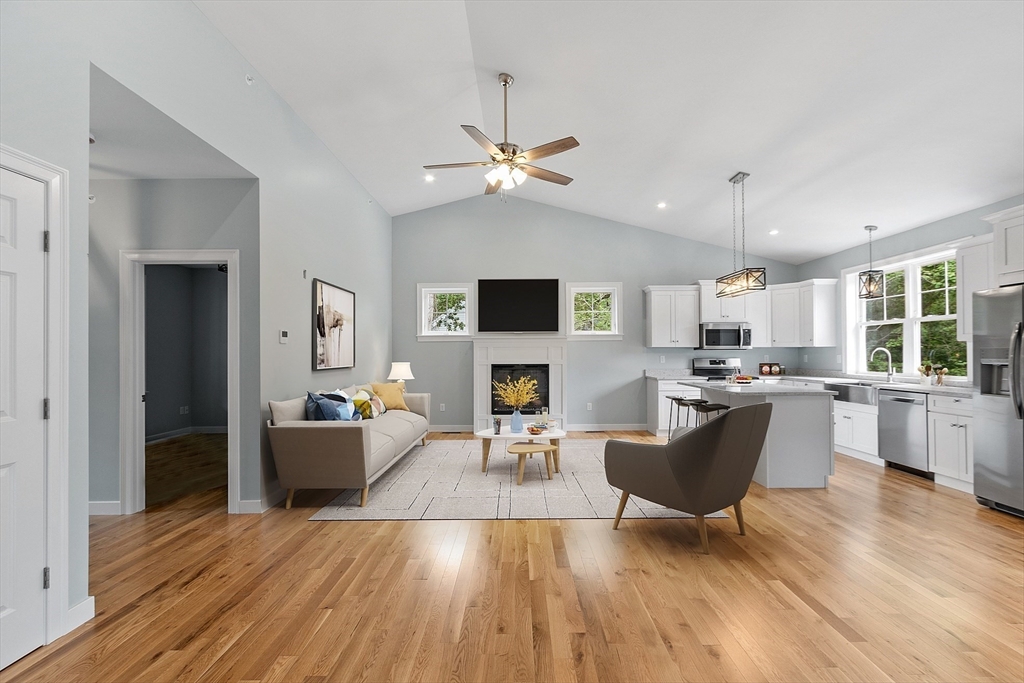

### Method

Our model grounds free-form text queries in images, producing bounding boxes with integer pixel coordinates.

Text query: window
[566,282,623,340]
[417,284,473,339]
[848,251,968,377]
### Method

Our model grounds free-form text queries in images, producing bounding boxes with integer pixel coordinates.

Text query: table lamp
[387,362,414,386]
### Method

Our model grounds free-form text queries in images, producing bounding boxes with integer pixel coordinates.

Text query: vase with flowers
[492,375,539,433]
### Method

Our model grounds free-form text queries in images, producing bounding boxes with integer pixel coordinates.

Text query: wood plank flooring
[5,433,1022,683]
[146,433,228,508]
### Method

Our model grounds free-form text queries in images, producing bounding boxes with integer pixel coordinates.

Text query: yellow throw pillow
[371,382,410,412]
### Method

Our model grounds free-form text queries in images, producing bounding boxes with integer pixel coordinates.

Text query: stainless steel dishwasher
[878,388,929,472]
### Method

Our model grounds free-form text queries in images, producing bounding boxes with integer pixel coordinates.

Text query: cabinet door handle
[952,398,960,402]
[950,422,958,427]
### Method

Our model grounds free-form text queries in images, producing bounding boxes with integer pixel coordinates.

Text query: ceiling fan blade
[519,164,573,185]
[423,161,493,169]
[484,180,500,195]
[462,125,502,158]
[517,136,579,162]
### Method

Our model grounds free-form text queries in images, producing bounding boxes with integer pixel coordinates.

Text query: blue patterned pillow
[321,393,361,421]
[305,392,340,421]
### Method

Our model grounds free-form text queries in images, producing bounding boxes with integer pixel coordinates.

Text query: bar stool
[667,396,710,429]
[679,398,709,427]
[692,402,729,424]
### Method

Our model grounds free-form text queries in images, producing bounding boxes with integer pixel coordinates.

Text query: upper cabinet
[699,281,745,322]
[955,236,993,342]
[770,285,801,347]
[644,286,700,348]
[799,280,838,347]
[983,205,1024,287]
[745,290,772,348]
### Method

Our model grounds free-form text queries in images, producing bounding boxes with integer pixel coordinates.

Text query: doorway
[120,250,242,514]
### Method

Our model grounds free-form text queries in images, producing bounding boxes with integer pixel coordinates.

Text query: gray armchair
[605,403,772,553]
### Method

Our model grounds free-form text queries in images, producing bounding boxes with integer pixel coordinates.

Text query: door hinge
[43,230,50,252]
[141,394,146,403]
[43,567,50,589]
[43,398,50,420]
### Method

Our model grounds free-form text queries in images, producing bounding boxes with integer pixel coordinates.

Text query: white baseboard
[835,446,884,466]
[237,499,265,514]
[934,473,974,494]
[146,425,228,444]
[429,424,474,432]
[565,423,647,432]
[65,596,95,633]
[263,484,286,510]
[193,425,228,434]
[89,501,122,515]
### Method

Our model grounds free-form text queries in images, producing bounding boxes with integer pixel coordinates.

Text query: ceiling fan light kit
[858,225,884,299]
[424,72,579,195]
[716,171,767,298]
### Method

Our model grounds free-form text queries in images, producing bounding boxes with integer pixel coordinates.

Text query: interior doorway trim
[0,145,79,642]
[119,249,241,514]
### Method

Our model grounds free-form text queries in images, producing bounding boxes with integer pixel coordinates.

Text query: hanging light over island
[858,225,884,299]
[716,171,767,298]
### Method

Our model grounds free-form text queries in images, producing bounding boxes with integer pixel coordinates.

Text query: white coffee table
[475,425,567,474]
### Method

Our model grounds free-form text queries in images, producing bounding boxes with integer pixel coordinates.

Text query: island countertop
[674,380,838,397]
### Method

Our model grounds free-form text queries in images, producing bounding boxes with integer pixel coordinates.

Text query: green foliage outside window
[866,323,904,373]
[573,291,613,332]
[919,259,967,376]
[427,292,467,332]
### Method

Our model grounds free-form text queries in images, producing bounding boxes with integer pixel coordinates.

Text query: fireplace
[490,364,549,415]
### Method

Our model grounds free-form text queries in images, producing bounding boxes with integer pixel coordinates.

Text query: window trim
[417,283,474,341]
[842,247,968,378]
[566,282,624,341]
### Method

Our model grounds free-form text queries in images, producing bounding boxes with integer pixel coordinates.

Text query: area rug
[310,438,729,521]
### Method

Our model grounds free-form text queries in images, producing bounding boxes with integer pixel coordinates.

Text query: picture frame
[313,278,355,370]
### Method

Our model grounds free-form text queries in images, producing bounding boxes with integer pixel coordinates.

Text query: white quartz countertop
[675,380,837,397]
[646,370,972,397]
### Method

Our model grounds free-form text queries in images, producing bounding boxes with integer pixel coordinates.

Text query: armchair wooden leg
[734,500,746,536]
[360,487,369,507]
[285,488,295,510]
[695,515,710,554]
[612,491,630,530]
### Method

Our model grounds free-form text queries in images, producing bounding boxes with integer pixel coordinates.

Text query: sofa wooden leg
[734,499,746,536]
[612,491,629,530]
[421,436,427,446]
[695,515,710,554]
[285,489,295,510]
[360,487,369,507]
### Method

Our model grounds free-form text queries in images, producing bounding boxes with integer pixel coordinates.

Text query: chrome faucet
[871,347,894,383]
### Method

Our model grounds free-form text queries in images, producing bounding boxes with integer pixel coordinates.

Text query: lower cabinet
[928,412,974,483]
[646,379,701,435]
[834,401,878,457]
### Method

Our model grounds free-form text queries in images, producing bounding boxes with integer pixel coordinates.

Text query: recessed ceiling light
[768,230,779,236]
[656,202,667,209]
[424,174,435,182]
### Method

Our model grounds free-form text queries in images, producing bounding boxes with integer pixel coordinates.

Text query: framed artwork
[313,278,355,370]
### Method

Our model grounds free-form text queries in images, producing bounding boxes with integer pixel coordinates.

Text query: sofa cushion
[368,430,397,475]
[269,397,307,425]
[306,392,341,421]
[351,389,386,419]
[321,393,362,421]
[367,412,417,448]
[371,382,410,412]
[385,409,429,437]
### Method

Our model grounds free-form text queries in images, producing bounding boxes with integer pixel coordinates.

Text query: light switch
[279,330,289,344]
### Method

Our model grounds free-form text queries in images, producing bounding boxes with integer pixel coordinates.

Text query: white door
[834,408,853,448]
[721,294,745,321]
[771,287,800,346]
[673,290,700,348]
[0,168,48,668]
[745,290,771,348]
[850,410,879,456]
[799,285,815,346]
[928,413,962,479]
[648,291,674,347]
[699,284,724,323]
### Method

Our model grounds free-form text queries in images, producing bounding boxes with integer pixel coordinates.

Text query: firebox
[490,364,549,415]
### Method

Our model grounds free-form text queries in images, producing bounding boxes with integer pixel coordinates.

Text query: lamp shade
[387,362,415,381]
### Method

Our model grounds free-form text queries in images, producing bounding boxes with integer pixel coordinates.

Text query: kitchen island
[676,380,837,488]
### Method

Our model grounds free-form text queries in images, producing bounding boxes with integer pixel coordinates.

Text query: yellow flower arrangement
[491,375,539,411]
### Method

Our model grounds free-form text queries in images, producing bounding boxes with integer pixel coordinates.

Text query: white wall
[1,0,392,607]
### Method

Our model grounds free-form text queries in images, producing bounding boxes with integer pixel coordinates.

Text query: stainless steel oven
[699,322,752,350]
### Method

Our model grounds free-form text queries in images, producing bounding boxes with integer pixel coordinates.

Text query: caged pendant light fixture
[716,172,766,298]
[858,225,884,299]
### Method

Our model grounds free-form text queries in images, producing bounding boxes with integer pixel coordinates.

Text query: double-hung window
[566,282,623,340]
[418,284,473,339]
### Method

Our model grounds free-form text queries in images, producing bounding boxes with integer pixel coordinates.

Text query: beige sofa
[267,392,430,509]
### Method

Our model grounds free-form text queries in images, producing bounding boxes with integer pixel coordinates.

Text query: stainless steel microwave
[699,322,752,350]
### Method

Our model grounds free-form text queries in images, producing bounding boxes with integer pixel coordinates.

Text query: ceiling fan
[424,73,579,195]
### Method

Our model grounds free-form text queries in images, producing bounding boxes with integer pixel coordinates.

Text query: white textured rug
[310,438,729,521]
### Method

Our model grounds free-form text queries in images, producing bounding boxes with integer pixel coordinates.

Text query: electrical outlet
[763,354,770,361]
[184,406,189,414]
[587,402,593,411]
[439,403,445,412]
[279,330,289,344]
[803,354,809,363]
[660,355,665,364]
[836,354,842,364]
[179,407,184,415]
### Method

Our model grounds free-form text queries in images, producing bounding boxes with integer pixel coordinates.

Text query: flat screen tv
[477,279,559,332]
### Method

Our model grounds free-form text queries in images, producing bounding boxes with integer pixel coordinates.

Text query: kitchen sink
[824,382,878,405]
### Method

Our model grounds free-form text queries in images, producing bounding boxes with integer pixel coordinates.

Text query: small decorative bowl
[527,426,545,435]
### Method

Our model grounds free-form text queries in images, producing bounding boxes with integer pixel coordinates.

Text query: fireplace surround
[473,337,567,432]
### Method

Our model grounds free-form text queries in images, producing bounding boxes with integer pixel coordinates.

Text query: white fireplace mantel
[473,337,568,432]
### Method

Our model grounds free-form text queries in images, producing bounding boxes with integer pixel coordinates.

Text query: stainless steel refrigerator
[973,284,1024,516]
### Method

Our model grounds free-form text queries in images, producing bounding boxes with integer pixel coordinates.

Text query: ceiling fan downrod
[499,73,513,145]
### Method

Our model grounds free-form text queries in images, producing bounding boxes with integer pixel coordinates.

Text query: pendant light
[858,225,884,299]
[716,172,766,298]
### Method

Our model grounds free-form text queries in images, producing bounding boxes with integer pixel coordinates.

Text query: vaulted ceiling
[195,1,1023,264]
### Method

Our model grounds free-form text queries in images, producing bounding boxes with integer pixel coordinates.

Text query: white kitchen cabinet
[983,205,1023,287]
[698,281,746,322]
[834,401,879,460]
[644,286,700,348]
[745,290,772,348]
[646,378,702,435]
[927,395,974,488]
[798,280,838,347]
[771,285,801,347]
[956,237,993,341]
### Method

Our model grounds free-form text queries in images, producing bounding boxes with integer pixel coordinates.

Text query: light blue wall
[392,195,800,428]
[1,0,392,606]
[191,268,229,429]
[795,193,1024,370]
[144,265,195,438]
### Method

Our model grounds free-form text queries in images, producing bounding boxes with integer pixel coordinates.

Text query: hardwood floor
[146,433,228,508]
[5,433,1022,683]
